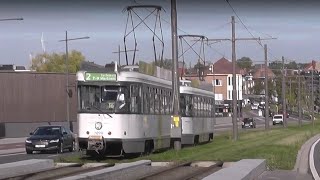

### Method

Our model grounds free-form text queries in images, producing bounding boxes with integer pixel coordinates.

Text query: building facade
[183,57,243,116]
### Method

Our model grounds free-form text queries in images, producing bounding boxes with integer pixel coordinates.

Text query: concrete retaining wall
[203,159,266,180]
[0,159,54,179]
[3,122,78,138]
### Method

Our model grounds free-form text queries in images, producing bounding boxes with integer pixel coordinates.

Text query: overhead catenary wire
[224,0,281,62]
[133,0,228,61]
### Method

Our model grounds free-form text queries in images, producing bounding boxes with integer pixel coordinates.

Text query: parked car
[251,104,259,110]
[279,111,289,118]
[25,125,75,154]
[242,118,256,128]
[272,114,284,125]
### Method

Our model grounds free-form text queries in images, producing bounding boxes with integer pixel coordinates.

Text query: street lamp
[0,18,23,21]
[59,31,89,131]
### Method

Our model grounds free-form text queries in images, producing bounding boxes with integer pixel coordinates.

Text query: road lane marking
[309,137,320,180]
[48,154,59,157]
[0,152,25,157]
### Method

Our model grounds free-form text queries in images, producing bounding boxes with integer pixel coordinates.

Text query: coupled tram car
[76,63,215,156]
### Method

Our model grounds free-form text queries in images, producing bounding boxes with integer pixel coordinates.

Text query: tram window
[204,98,207,117]
[199,97,201,117]
[150,88,154,114]
[207,99,211,117]
[79,85,100,110]
[154,88,159,114]
[193,96,198,117]
[130,85,140,113]
[164,93,169,114]
[180,95,186,116]
[160,89,164,114]
[102,88,118,110]
[143,87,149,114]
[185,95,192,117]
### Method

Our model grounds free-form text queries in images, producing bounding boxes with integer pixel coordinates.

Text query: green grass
[58,121,320,170]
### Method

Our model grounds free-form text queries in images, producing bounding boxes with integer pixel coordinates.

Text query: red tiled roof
[252,67,275,79]
[213,57,240,74]
[304,60,317,71]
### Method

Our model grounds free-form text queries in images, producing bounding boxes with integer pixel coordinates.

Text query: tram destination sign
[85,72,117,81]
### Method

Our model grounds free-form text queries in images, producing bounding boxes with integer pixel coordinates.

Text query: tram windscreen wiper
[89,104,113,118]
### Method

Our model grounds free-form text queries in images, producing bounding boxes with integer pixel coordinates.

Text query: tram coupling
[87,135,104,154]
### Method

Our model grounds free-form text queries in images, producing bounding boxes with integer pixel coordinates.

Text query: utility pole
[112,45,138,66]
[312,61,315,128]
[59,31,89,132]
[207,16,276,141]
[171,0,181,150]
[231,16,238,141]
[298,68,301,127]
[282,56,287,127]
[65,31,70,132]
[264,44,269,130]
[211,65,216,123]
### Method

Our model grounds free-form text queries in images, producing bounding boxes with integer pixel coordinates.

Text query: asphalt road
[313,138,320,177]
[0,110,311,165]
[214,109,311,134]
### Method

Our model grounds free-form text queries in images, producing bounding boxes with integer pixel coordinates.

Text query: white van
[273,114,284,125]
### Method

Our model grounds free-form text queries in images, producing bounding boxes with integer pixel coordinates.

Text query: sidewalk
[0,137,27,155]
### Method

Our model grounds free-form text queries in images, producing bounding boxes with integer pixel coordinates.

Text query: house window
[228,90,232,100]
[215,94,223,100]
[213,79,222,86]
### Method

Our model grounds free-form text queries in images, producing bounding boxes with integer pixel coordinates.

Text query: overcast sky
[0,0,319,68]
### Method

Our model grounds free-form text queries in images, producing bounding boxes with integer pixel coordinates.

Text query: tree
[30,50,86,73]
[269,61,282,75]
[286,61,298,70]
[236,57,253,70]
[193,61,205,69]
[251,79,264,95]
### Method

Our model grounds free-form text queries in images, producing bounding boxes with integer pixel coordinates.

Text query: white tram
[76,64,215,156]
[180,85,215,144]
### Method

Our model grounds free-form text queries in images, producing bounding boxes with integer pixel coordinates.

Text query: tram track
[137,161,223,180]
[5,163,114,180]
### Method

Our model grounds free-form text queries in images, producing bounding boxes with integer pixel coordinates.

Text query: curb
[294,134,320,174]
[309,137,320,180]
[0,159,54,179]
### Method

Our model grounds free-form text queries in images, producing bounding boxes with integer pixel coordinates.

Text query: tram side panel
[78,113,171,154]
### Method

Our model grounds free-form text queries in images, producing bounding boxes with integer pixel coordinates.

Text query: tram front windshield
[78,85,128,113]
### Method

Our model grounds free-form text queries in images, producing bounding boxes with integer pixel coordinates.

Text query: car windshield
[33,127,61,136]
[78,85,128,113]
[274,115,283,119]
[243,118,253,122]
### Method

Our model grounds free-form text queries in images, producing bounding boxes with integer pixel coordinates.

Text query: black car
[25,125,75,154]
[241,118,256,128]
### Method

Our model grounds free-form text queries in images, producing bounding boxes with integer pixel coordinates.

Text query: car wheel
[26,149,33,154]
[58,142,64,153]
[273,122,275,125]
[69,141,75,152]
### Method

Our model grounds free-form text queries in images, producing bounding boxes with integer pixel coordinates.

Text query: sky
[0,0,319,68]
